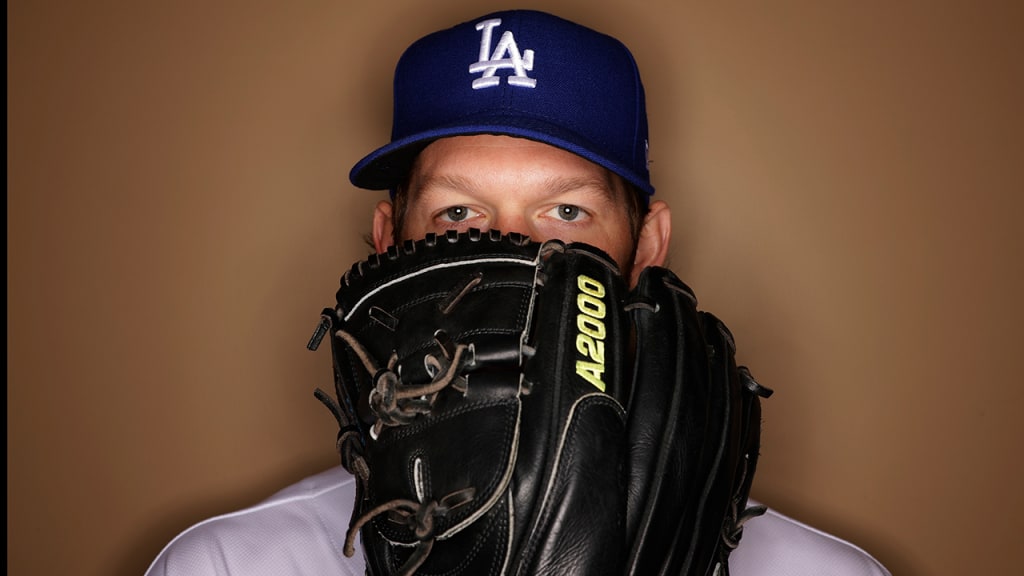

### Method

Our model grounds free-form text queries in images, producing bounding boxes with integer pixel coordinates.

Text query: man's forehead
[405,135,628,201]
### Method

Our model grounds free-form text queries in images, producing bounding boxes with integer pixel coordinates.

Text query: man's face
[397,134,640,275]
[372,134,671,287]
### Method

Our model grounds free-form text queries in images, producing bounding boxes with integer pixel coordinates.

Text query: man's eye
[442,206,471,222]
[555,204,582,221]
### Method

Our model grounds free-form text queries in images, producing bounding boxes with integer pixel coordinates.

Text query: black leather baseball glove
[308,229,771,576]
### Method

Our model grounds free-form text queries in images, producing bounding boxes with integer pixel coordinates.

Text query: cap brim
[349,117,654,197]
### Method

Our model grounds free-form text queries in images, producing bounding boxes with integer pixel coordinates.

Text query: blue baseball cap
[349,9,654,198]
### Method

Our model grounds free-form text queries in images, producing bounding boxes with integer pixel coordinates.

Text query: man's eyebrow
[409,174,475,197]
[409,173,622,204]
[542,175,620,203]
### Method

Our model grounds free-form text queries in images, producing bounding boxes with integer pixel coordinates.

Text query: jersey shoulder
[144,469,890,576]
[730,501,891,576]
[144,467,363,576]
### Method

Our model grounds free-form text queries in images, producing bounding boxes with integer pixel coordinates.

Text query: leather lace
[343,487,477,576]
[335,329,471,439]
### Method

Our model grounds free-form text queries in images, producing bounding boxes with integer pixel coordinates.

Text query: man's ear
[630,200,671,287]
[372,200,395,254]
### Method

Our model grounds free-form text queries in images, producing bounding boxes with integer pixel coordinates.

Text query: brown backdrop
[9,1,1023,575]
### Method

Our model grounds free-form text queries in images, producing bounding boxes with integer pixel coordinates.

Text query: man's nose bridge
[492,212,532,237]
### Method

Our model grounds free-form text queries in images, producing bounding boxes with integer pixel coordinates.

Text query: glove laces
[335,329,472,439]
[343,487,477,576]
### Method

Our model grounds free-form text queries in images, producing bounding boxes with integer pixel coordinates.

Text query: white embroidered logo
[468,18,536,90]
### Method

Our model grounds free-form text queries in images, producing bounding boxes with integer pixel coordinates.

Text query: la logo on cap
[469,18,536,90]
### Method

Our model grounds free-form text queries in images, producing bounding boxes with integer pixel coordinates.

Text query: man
[146,9,890,575]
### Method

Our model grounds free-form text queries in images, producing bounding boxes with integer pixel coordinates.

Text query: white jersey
[145,466,890,576]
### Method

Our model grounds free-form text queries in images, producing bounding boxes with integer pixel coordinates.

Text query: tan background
[8,1,1023,575]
